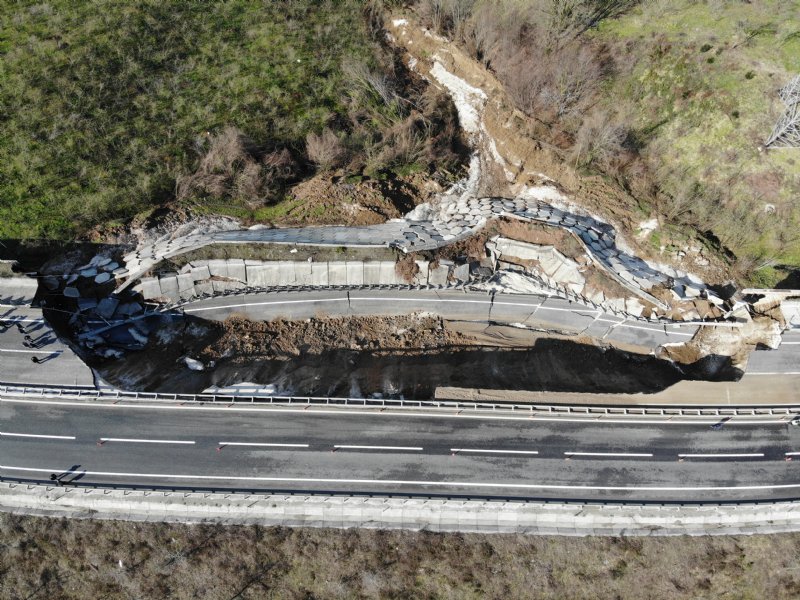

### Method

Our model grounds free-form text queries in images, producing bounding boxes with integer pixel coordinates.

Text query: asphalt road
[3,397,800,502]
[0,304,95,387]
[182,289,700,351]
[747,328,800,374]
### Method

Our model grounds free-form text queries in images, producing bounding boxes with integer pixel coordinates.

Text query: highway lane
[0,304,95,387]
[747,328,800,375]
[182,289,700,351]
[3,399,800,502]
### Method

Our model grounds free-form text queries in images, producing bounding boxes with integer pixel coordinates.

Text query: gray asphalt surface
[182,289,699,351]
[0,304,95,387]
[3,399,800,502]
[747,328,800,374]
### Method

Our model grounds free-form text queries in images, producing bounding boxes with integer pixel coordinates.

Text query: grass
[593,0,800,269]
[0,1,390,240]
[2,513,800,599]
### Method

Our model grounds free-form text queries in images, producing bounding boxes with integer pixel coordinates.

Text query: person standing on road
[30,356,41,364]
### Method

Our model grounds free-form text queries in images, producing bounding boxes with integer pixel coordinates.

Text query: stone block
[245,264,268,287]
[294,261,313,286]
[177,273,195,292]
[415,260,429,285]
[138,278,161,299]
[311,262,329,286]
[428,265,450,286]
[96,297,119,319]
[194,281,213,296]
[158,276,180,300]
[207,259,229,278]
[328,262,348,285]
[379,261,401,284]
[453,263,470,282]
[363,261,382,285]
[226,259,247,282]
[190,265,211,282]
[346,261,364,286]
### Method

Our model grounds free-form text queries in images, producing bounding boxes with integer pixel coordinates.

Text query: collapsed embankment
[90,313,738,397]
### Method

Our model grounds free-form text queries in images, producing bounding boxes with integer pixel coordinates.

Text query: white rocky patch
[429,61,487,136]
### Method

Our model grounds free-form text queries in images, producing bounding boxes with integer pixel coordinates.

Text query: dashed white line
[786,452,800,456]
[333,444,423,451]
[0,432,75,440]
[678,453,764,459]
[0,348,63,354]
[98,437,195,445]
[218,442,309,448]
[450,448,539,455]
[565,451,653,458]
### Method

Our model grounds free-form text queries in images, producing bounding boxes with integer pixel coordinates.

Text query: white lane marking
[451,448,539,455]
[565,451,653,458]
[98,437,195,445]
[0,431,75,440]
[1,397,795,426]
[218,442,309,448]
[0,316,45,322]
[678,453,764,459]
[0,348,63,354]
[786,452,800,456]
[184,296,696,335]
[746,372,800,376]
[4,464,800,493]
[781,342,800,345]
[333,444,423,451]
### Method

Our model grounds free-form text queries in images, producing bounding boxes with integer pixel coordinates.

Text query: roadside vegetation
[2,513,800,599]
[412,0,800,284]
[1,0,462,240]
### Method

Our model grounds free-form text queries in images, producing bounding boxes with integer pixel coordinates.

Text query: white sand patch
[392,18,408,27]
[637,218,659,239]
[430,62,487,136]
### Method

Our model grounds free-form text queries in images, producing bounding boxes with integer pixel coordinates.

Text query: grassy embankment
[414,0,799,284]
[2,513,800,599]
[593,0,800,285]
[1,0,457,241]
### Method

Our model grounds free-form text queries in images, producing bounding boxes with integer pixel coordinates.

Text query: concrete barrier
[134,259,452,302]
[3,481,800,535]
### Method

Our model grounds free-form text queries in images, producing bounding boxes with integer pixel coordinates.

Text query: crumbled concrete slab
[96,297,120,319]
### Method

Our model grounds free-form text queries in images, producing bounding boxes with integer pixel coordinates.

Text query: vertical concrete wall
[134,259,454,302]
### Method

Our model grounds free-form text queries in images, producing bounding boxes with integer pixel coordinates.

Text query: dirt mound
[202,314,474,361]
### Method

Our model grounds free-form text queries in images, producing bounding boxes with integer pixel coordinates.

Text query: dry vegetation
[411,0,800,285]
[2,513,800,599]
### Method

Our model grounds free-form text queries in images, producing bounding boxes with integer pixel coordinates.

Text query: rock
[66,274,79,285]
[104,262,119,271]
[80,268,98,278]
[98,347,124,359]
[63,287,80,298]
[42,276,60,291]
[128,327,149,345]
[77,298,98,312]
[97,297,120,319]
[95,272,112,284]
[453,263,470,282]
[184,357,205,371]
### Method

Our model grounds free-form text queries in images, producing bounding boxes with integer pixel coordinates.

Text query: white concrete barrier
[3,482,800,536]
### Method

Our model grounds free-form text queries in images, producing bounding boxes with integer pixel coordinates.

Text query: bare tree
[305,128,346,170]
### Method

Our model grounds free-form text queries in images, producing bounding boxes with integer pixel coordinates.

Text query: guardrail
[2,382,799,420]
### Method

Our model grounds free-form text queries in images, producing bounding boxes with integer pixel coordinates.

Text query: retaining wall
[134,259,455,302]
[3,482,800,536]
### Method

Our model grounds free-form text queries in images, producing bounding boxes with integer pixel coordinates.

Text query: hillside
[409,0,800,285]
[0,0,461,240]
